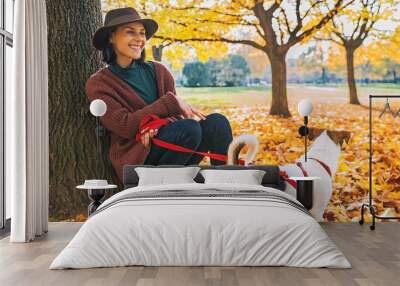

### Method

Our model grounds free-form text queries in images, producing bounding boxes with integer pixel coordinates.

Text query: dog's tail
[227,135,259,165]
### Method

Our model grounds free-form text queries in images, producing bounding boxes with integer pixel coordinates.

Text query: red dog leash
[280,162,309,189]
[136,115,332,183]
[280,159,332,189]
[136,115,245,165]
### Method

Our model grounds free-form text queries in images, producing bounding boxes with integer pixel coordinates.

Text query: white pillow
[200,169,265,185]
[135,167,200,186]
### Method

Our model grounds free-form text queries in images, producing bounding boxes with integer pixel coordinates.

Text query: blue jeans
[144,113,233,165]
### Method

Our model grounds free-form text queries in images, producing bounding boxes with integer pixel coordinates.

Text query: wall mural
[47,0,400,222]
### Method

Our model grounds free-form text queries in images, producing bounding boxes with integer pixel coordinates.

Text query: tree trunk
[345,47,360,105]
[321,67,327,84]
[152,45,163,61]
[47,0,121,220]
[269,52,291,117]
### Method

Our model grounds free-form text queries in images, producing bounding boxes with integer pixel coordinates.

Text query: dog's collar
[296,162,309,177]
[309,158,332,177]
[281,158,332,190]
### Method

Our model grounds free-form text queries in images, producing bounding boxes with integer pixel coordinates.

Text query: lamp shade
[298,99,313,116]
[90,99,107,117]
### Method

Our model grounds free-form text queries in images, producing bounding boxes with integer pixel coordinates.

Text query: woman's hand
[176,97,206,120]
[140,128,158,149]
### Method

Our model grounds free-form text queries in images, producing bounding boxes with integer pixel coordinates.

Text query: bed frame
[123,164,286,190]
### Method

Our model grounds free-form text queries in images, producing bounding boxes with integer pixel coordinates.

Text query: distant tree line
[181,55,250,87]
[179,53,400,88]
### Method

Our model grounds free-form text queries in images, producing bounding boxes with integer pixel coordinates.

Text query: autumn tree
[297,43,330,84]
[369,26,400,83]
[316,0,393,104]
[107,0,353,117]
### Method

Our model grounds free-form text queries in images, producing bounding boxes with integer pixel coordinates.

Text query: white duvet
[50,183,350,269]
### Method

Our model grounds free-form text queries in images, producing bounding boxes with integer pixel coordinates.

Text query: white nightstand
[77,180,117,216]
[289,177,321,210]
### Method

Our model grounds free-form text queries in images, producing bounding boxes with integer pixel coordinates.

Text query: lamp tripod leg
[305,126,307,162]
[96,117,100,179]
[304,117,308,162]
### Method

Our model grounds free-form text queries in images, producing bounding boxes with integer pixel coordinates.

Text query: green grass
[176,83,400,107]
[176,86,271,106]
[357,83,400,90]
[177,86,269,94]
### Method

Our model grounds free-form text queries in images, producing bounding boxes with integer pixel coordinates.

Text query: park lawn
[177,86,269,107]
[176,83,400,222]
[177,84,400,108]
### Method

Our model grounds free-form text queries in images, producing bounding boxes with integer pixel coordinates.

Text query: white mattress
[50,183,350,269]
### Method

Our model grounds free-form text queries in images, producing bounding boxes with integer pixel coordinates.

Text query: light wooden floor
[0,222,399,286]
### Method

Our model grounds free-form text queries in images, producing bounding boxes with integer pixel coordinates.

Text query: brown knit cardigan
[86,61,182,182]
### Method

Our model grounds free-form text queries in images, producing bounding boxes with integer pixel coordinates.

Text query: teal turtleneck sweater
[108,60,158,104]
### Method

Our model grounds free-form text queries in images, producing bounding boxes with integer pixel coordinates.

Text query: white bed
[50,183,351,269]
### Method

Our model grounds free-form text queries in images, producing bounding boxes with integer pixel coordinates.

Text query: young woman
[86,7,233,182]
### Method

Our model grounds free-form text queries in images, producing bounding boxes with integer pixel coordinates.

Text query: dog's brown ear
[307,127,324,141]
[327,130,351,146]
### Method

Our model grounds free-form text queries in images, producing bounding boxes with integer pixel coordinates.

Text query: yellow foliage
[74,98,400,222]
[197,99,400,222]
[318,0,398,78]
[105,0,358,69]
[74,214,87,222]
[235,45,270,77]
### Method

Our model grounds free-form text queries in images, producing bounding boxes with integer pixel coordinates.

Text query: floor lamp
[297,99,313,162]
[89,99,107,177]
[78,99,112,215]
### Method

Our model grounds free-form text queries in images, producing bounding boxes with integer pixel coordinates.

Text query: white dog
[227,129,351,221]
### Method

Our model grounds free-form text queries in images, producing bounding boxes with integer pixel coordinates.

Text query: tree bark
[345,47,360,105]
[47,0,121,220]
[268,51,291,117]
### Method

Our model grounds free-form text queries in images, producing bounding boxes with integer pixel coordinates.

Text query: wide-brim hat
[93,7,158,50]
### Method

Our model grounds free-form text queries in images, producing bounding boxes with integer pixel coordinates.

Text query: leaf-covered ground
[184,85,400,222]
[70,85,400,222]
